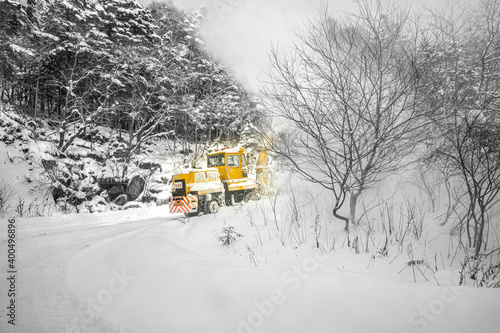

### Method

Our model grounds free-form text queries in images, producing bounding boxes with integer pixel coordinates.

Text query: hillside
[0,102,183,217]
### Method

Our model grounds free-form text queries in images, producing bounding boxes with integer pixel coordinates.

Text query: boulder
[98,177,122,190]
[41,159,56,170]
[138,161,161,170]
[112,148,128,158]
[127,175,145,201]
[109,184,126,200]
[114,194,128,206]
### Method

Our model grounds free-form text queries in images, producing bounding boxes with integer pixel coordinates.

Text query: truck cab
[207,148,249,181]
[206,148,257,204]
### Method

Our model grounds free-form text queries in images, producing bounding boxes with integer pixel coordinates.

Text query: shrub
[0,180,14,217]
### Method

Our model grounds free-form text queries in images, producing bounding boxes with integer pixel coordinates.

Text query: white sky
[137,0,463,92]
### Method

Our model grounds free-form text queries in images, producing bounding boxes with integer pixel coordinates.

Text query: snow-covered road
[2,204,500,333]
[0,207,182,333]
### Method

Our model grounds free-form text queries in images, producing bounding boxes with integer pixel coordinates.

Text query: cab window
[207,153,225,167]
[227,155,239,167]
[240,154,247,167]
[194,172,205,182]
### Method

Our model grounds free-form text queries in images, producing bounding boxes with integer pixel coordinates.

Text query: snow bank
[64,203,500,333]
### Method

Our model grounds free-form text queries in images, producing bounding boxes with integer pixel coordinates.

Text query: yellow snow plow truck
[169,148,259,216]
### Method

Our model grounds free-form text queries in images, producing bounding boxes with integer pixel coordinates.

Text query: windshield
[227,155,239,167]
[207,153,225,167]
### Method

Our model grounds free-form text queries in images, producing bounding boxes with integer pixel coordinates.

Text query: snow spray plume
[200,0,434,93]
[200,0,324,93]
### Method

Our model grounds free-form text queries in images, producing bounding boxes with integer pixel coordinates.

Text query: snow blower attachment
[255,150,274,195]
[169,148,261,216]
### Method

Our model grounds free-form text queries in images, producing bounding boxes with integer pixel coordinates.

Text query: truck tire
[206,200,220,214]
[243,190,259,202]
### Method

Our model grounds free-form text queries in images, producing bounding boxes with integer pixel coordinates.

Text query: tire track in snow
[0,215,182,333]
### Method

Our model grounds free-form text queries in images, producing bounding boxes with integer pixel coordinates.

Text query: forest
[0,0,262,152]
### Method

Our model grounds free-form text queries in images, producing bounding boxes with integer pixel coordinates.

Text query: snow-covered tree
[419,0,500,255]
[147,2,262,145]
[0,0,263,152]
[0,0,38,104]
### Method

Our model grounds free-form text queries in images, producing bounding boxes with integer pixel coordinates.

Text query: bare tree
[263,1,426,231]
[47,39,120,152]
[421,0,500,255]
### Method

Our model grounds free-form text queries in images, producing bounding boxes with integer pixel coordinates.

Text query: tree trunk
[349,191,361,227]
[333,206,349,232]
[58,125,65,150]
[475,206,486,256]
[34,72,40,119]
[61,125,87,152]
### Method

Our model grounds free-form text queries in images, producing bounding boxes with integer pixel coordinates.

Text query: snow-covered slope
[0,106,180,217]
